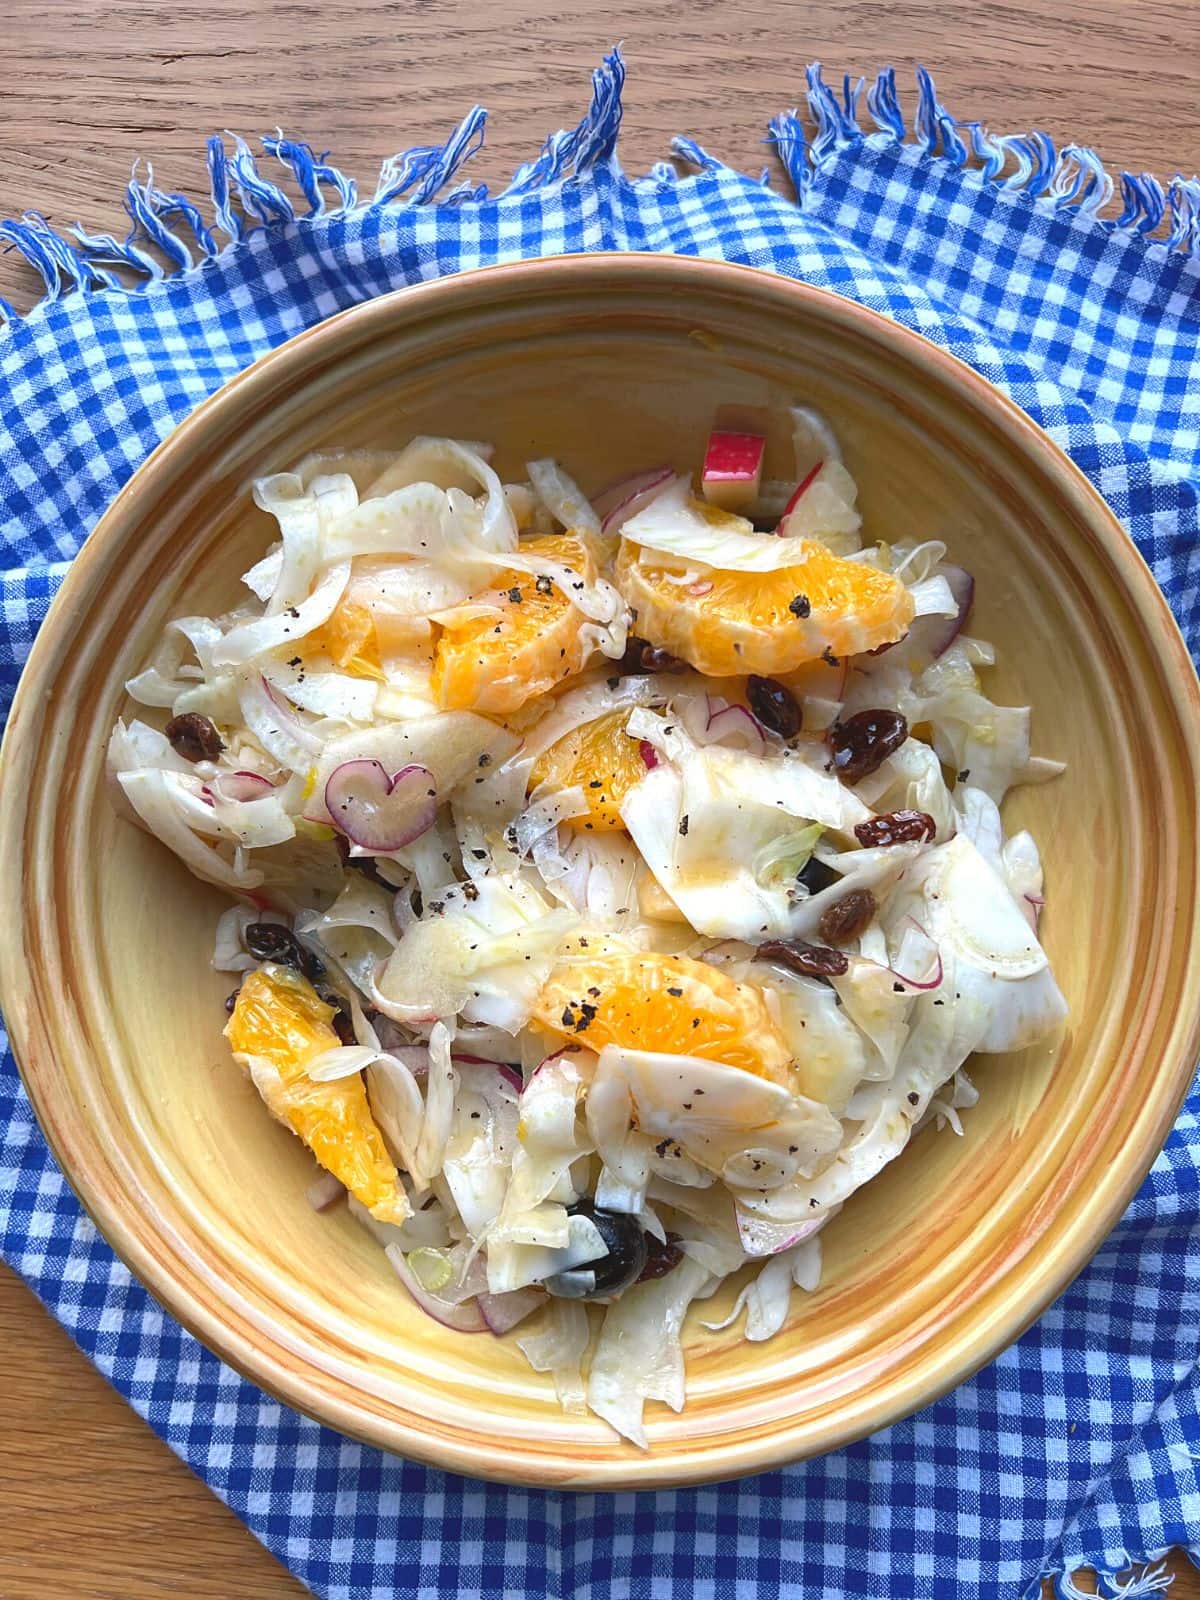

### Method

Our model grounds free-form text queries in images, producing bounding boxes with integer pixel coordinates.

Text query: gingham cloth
[1,49,1198,1600]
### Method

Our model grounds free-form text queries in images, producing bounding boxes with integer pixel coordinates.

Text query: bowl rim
[2,251,1198,1488]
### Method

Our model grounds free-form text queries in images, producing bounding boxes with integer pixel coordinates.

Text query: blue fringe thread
[3,47,1199,325]
[4,48,1200,326]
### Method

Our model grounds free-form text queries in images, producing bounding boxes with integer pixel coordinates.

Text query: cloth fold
[1,48,1198,1600]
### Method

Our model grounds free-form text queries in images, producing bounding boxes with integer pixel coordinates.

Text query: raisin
[756,939,849,978]
[817,889,878,945]
[329,1004,357,1046]
[244,922,306,969]
[165,712,224,762]
[746,676,801,739]
[796,856,839,895]
[245,922,331,991]
[826,709,908,784]
[637,1234,685,1282]
[854,809,936,848]
[620,635,681,674]
[334,832,393,889]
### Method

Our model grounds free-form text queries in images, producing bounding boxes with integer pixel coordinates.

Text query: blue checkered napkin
[1,48,1198,1600]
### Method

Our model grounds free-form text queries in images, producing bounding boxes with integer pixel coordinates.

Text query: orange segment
[530,709,650,831]
[533,946,793,1083]
[431,535,594,715]
[304,598,385,681]
[615,538,913,677]
[225,965,406,1222]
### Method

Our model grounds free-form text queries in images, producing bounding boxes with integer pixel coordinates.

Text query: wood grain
[2,1,1197,1595]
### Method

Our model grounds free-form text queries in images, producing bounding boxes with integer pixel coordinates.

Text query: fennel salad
[108,411,1065,1447]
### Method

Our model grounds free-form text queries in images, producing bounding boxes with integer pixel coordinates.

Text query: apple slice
[700,429,766,512]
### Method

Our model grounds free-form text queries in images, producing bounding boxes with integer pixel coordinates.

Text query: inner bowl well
[1,255,1197,1489]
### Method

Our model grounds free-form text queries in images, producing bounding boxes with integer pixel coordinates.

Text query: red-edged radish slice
[324,760,437,853]
[777,459,824,533]
[700,430,766,512]
[704,698,767,753]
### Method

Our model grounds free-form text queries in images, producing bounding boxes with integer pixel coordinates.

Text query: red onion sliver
[205,770,276,804]
[325,760,438,853]
[385,1245,487,1333]
[596,467,674,533]
[639,740,660,770]
[905,564,975,661]
[736,1208,827,1258]
[478,1286,546,1335]
[305,1171,346,1212]
[452,1055,523,1095]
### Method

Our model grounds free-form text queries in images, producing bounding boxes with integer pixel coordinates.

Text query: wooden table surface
[2,2,1197,1594]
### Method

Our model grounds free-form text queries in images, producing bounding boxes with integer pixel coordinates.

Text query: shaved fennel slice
[527,457,601,536]
[517,1301,592,1414]
[586,1255,710,1447]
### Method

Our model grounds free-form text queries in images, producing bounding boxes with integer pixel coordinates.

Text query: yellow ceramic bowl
[1,256,1198,1489]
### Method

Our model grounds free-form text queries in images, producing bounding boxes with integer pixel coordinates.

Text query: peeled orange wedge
[530,709,650,831]
[304,597,385,681]
[225,964,407,1222]
[533,945,793,1082]
[432,534,595,715]
[615,538,913,677]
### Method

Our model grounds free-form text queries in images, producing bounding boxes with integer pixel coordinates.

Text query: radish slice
[597,468,674,535]
[478,1286,546,1335]
[701,430,765,512]
[905,564,975,660]
[205,770,275,804]
[325,760,437,852]
[305,1171,346,1212]
[704,698,767,753]
[385,1244,487,1332]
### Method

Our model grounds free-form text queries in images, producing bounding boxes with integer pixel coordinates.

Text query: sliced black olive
[544,1200,648,1300]
[796,855,839,895]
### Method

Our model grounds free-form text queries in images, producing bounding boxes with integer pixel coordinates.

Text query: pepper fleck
[822,647,840,667]
[507,586,522,603]
[666,986,683,997]
[535,574,553,595]
[678,814,689,837]
[789,594,811,618]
